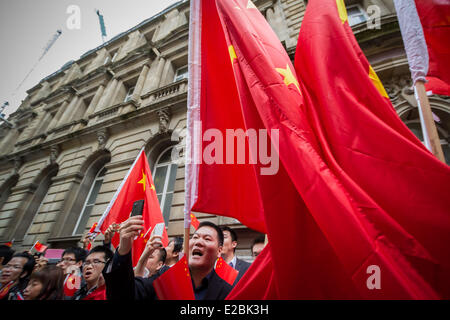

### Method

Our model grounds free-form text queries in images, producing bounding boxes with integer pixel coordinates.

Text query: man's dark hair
[157,248,167,264]
[221,226,238,252]
[251,236,265,253]
[172,237,183,254]
[197,221,224,247]
[88,245,113,262]
[62,247,87,262]
[12,251,35,278]
[0,245,14,265]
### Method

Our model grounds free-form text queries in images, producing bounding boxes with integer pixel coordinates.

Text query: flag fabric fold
[214,257,239,286]
[188,0,450,299]
[226,244,278,300]
[186,0,266,234]
[96,148,168,266]
[153,255,195,300]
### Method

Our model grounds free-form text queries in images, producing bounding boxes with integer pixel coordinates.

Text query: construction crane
[13,29,62,93]
[1,30,62,127]
[0,102,13,128]
[96,10,107,43]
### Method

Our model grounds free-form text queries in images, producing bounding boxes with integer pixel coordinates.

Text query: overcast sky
[0,0,181,118]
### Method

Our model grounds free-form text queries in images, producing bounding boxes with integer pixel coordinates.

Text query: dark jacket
[234,257,251,285]
[103,251,232,300]
[72,283,106,300]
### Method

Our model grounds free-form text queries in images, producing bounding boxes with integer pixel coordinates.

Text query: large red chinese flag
[294,0,450,298]
[185,0,265,234]
[190,0,450,299]
[153,256,195,300]
[96,148,168,266]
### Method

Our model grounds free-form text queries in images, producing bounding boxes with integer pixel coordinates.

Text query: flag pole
[393,0,446,163]
[30,240,38,252]
[184,226,190,262]
[414,80,445,163]
[184,0,202,266]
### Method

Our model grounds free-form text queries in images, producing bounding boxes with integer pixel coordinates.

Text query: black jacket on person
[103,250,232,300]
[234,258,251,285]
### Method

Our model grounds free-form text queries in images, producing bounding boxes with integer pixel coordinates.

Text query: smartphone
[150,222,165,247]
[130,199,145,217]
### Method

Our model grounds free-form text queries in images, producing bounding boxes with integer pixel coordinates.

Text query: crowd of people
[0,218,265,300]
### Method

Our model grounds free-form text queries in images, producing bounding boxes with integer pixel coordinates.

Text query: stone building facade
[0,0,449,260]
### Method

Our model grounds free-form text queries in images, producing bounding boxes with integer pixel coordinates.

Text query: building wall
[0,0,448,262]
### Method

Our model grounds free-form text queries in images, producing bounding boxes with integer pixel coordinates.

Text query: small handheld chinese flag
[33,241,48,253]
[215,257,239,286]
[190,213,200,230]
[63,273,81,297]
[153,255,195,300]
[96,148,168,266]
[88,222,98,235]
[3,240,13,247]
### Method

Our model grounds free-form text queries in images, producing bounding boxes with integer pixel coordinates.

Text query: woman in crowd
[23,265,65,300]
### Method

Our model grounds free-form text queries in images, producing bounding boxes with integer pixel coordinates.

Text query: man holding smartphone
[103,215,232,300]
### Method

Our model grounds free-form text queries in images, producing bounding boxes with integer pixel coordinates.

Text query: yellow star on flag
[229,45,237,65]
[368,65,389,98]
[336,0,348,24]
[275,64,301,93]
[138,170,146,192]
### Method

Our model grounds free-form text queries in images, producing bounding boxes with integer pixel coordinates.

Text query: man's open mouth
[192,249,203,257]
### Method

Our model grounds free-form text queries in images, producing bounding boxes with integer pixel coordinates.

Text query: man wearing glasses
[72,245,113,300]
[0,252,35,300]
[56,247,86,275]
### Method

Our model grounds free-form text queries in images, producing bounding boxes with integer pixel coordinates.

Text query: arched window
[7,164,58,243]
[73,167,107,235]
[152,147,178,224]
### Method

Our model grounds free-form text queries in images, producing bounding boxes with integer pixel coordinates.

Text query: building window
[152,147,178,224]
[73,167,107,235]
[124,86,135,102]
[174,66,188,82]
[347,4,368,26]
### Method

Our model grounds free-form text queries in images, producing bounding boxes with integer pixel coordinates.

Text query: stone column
[132,65,150,101]
[96,78,118,111]
[85,85,105,116]
[159,59,173,87]
[142,57,165,94]
[34,112,52,136]
[0,129,18,154]
[110,79,124,105]
[55,96,80,127]
[47,101,69,130]
[19,112,43,141]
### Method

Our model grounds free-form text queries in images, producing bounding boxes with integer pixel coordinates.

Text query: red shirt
[82,284,106,300]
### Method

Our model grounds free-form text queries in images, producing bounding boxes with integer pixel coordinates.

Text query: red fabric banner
[153,256,195,300]
[193,0,450,299]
